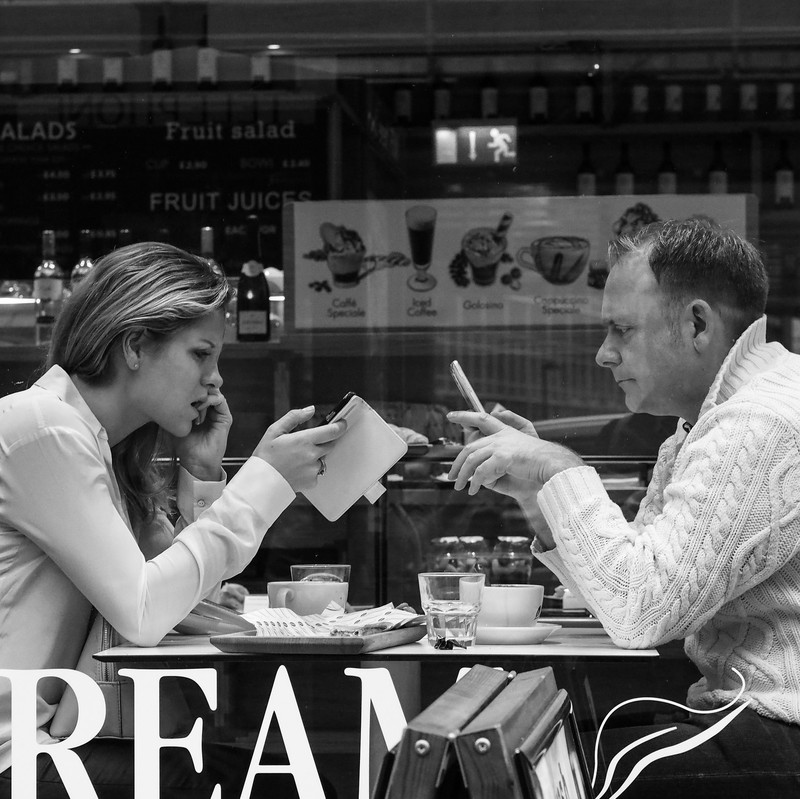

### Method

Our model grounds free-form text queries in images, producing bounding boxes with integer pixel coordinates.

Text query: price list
[0,91,326,278]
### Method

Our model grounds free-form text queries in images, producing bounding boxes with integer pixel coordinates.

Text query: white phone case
[301,395,408,521]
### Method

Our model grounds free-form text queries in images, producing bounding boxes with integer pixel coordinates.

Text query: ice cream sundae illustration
[448,213,514,288]
[319,222,367,288]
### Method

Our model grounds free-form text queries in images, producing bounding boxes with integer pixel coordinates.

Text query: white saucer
[476,623,561,645]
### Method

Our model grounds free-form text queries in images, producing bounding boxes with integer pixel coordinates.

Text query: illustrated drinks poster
[286,194,756,330]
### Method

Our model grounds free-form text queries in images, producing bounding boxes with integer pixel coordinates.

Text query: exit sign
[434,120,517,166]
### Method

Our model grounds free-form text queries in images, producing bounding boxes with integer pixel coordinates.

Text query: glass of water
[418,572,485,648]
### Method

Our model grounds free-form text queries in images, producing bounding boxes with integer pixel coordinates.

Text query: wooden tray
[210,625,426,655]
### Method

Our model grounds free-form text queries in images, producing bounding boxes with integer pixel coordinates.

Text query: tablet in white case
[301,395,408,521]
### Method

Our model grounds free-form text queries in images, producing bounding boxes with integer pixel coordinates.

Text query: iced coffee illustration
[405,205,437,291]
[319,222,366,288]
[459,212,513,286]
[516,236,590,285]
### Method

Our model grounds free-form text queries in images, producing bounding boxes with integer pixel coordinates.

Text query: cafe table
[95,623,692,799]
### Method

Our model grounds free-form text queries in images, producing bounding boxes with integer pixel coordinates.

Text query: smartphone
[325,391,356,423]
[450,360,485,413]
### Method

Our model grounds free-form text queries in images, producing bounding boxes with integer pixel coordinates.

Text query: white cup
[476,584,544,628]
[267,580,348,616]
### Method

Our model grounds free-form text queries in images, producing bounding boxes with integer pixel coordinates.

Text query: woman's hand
[174,389,233,481]
[218,582,249,612]
[254,406,348,493]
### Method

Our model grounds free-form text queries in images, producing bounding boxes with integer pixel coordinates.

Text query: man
[448,218,800,796]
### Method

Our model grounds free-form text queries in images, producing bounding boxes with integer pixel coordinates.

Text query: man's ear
[688,300,717,352]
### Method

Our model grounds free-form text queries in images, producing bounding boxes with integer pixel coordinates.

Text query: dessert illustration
[319,222,367,287]
[449,212,513,287]
[612,202,660,239]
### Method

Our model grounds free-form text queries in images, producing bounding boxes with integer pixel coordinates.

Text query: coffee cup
[267,580,349,616]
[516,236,590,285]
[476,584,544,628]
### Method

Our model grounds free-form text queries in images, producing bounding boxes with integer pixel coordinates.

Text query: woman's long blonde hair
[47,242,233,528]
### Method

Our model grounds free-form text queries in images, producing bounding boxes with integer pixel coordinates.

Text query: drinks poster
[285,194,755,331]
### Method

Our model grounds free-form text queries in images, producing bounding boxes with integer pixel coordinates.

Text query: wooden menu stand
[374,664,593,799]
[375,664,511,799]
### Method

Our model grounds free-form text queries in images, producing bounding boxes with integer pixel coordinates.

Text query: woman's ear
[121,330,144,372]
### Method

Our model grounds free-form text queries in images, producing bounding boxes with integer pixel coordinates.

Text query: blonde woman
[0,243,344,798]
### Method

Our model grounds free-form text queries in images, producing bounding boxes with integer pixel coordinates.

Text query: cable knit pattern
[537,316,800,723]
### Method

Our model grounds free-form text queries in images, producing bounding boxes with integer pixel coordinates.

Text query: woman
[0,242,345,797]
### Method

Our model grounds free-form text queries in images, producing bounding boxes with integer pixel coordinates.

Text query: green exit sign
[434,120,517,166]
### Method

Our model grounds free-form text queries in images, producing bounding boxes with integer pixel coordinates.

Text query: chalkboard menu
[0,89,327,279]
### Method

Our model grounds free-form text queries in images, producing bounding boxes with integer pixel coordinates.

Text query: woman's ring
[317,456,327,477]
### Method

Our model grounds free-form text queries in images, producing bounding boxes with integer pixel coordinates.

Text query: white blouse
[0,364,295,771]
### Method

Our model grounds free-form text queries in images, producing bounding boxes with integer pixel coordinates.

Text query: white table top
[95,627,658,662]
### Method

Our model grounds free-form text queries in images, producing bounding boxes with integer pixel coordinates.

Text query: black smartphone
[325,391,356,423]
[449,360,485,413]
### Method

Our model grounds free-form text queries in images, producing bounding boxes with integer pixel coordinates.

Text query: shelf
[402,119,800,138]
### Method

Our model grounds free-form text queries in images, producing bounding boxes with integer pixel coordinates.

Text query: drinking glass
[418,572,485,647]
[290,564,351,583]
[405,205,437,291]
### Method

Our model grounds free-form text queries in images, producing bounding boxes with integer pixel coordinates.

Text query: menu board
[0,90,325,278]
[286,194,756,331]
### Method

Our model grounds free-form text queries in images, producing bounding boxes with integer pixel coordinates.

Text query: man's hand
[447,411,584,497]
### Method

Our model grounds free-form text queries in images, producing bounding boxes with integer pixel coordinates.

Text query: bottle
[196,12,218,89]
[576,142,597,196]
[657,141,678,194]
[774,139,795,207]
[433,79,452,120]
[664,81,683,121]
[201,226,237,341]
[250,54,271,88]
[70,229,94,289]
[528,74,549,123]
[102,57,124,91]
[776,81,795,121]
[739,81,758,121]
[614,141,635,195]
[151,10,173,90]
[575,73,596,123]
[704,81,723,121]
[629,79,650,122]
[393,87,412,125]
[707,140,728,194]
[200,226,222,274]
[56,55,78,92]
[33,230,65,346]
[236,216,270,342]
[480,76,499,119]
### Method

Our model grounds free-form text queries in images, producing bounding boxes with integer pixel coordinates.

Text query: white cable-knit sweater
[537,316,800,724]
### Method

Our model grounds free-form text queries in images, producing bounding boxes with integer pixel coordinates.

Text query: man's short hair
[609,218,769,337]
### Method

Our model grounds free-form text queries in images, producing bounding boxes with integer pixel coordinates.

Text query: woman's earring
[132,362,139,370]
